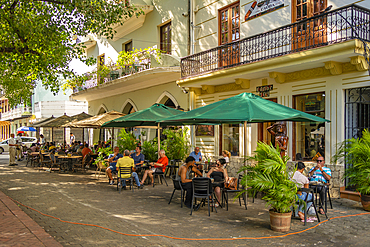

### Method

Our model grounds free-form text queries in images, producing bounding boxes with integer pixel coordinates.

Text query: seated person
[116,150,143,189]
[309,157,331,214]
[105,146,123,185]
[48,142,56,151]
[76,144,84,154]
[30,143,37,152]
[222,150,231,166]
[178,156,203,208]
[81,144,93,158]
[140,150,168,186]
[292,162,313,221]
[207,158,228,207]
[189,147,202,162]
[131,146,145,168]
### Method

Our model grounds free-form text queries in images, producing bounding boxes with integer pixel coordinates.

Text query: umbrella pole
[244,121,248,164]
[157,123,160,158]
[82,128,85,144]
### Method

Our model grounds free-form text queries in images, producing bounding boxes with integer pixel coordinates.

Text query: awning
[0,121,10,127]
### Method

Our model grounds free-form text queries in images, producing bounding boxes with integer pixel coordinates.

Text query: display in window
[195,125,214,136]
[294,93,325,160]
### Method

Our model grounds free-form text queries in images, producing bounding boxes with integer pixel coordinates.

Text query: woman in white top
[292,162,313,221]
[222,150,231,167]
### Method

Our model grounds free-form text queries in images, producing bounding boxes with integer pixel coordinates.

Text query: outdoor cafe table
[309,182,330,213]
[57,155,83,171]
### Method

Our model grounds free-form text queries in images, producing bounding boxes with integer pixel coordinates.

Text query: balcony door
[219,2,240,67]
[292,0,327,50]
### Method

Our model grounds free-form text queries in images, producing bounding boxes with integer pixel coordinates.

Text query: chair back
[118,166,132,179]
[171,177,182,190]
[192,177,212,196]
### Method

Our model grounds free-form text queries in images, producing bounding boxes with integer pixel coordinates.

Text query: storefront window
[294,93,325,160]
[222,124,240,156]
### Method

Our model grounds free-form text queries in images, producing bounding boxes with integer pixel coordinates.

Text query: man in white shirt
[15,133,23,161]
[8,134,18,166]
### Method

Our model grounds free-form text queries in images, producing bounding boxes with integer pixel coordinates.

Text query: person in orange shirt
[81,144,93,158]
[140,149,168,186]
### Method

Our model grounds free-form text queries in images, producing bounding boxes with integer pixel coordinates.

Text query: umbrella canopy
[61,112,93,128]
[102,103,183,128]
[31,116,55,127]
[36,114,72,128]
[158,93,330,125]
[17,126,36,131]
[65,111,125,128]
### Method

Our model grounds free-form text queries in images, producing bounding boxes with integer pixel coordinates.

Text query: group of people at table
[104,145,231,208]
[292,156,332,222]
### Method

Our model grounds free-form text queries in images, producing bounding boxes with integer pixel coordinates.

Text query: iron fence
[181,4,370,78]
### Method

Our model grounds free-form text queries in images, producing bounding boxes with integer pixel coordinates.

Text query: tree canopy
[0,0,143,105]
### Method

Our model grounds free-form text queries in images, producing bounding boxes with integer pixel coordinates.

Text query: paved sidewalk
[0,189,62,247]
[1,158,370,246]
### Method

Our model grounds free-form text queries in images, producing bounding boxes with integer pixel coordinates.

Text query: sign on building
[256,85,273,97]
[244,0,284,21]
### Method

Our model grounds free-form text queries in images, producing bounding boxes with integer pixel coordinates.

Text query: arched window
[122,102,136,114]
[163,97,176,108]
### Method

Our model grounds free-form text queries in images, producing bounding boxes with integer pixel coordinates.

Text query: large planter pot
[361,194,370,211]
[269,210,291,232]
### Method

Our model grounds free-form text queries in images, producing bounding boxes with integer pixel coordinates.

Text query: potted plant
[240,142,298,232]
[333,129,370,211]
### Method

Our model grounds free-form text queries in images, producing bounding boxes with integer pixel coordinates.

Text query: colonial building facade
[177,0,370,197]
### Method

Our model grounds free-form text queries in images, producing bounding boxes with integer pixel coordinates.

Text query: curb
[0,190,63,247]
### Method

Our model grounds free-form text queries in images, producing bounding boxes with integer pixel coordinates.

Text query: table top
[57,155,82,159]
[30,152,39,155]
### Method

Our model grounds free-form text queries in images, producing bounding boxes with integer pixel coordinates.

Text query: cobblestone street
[1,156,370,246]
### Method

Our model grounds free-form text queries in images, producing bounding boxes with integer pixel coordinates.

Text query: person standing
[16,132,23,161]
[8,134,18,166]
[70,133,75,145]
[39,134,45,145]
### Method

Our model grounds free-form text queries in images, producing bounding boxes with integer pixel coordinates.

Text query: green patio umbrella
[158,92,329,158]
[102,103,184,155]
[158,92,330,125]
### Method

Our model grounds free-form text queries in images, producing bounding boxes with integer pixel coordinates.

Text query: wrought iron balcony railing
[181,4,370,78]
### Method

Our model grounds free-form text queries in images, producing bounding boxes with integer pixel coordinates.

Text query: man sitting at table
[131,146,145,168]
[140,149,168,186]
[106,146,123,185]
[81,144,93,158]
[178,156,203,208]
[116,150,143,189]
[308,156,331,214]
[189,147,202,162]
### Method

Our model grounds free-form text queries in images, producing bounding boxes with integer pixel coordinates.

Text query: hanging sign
[256,84,273,97]
[244,0,284,21]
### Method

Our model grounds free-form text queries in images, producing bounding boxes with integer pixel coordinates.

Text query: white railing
[1,107,32,121]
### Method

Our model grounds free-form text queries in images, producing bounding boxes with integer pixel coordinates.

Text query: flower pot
[361,194,370,211]
[269,210,291,232]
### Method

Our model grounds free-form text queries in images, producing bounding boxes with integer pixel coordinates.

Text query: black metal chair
[222,174,247,211]
[116,166,134,193]
[168,176,184,207]
[298,188,324,226]
[153,167,168,187]
[191,177,216,216]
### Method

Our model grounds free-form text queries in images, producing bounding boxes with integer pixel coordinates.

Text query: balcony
[1,107,32,121]
[180,4,370,79]
[71,54,181,101]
